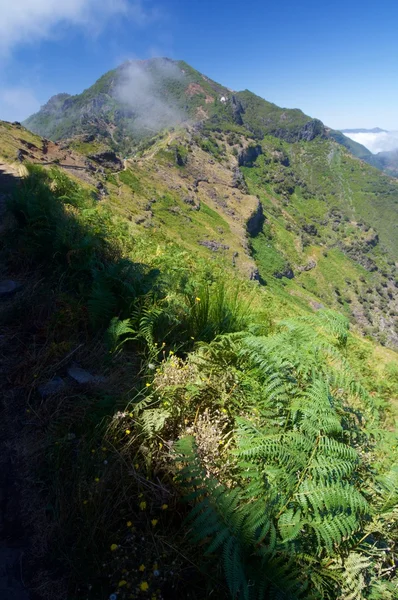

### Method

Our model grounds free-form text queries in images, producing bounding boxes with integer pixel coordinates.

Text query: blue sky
[1,0,398,129]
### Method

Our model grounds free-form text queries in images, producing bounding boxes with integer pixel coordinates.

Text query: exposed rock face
[96,181,109,198]
[231,95,244,125]
[249,267,261,282]
[238,144,262,167]
[232,167,248,192]
[302,224,318,236]
[194,177,209,192]
[199,240,230,252]
[274,266,294,279]
[271,150,290,166]
[297,119,326,141]
[273,119,326,143]
[246,201,265,236]
[297,259,317,272]
[88,151,123,171]
[40,93,71,114]
[183,196,200,210]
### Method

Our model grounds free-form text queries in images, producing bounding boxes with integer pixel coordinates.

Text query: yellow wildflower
[125,429,131,435]
[118,580,127,587]
[151,519,158,527]
[140,581,149,592]
[146,383,150,387]
[134,463,139,469]
[195,297,201,302]
[127,521,132,527]
[110,543,118,551]
[161,504,168,510]
[139,501,147,510]
[139,564,145,572]
[95,477,100,482]
[91,449,95,453]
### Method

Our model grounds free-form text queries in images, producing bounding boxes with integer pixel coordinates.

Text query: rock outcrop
[238,144,262,167]
[88,151,123,171]
[246,201,265,236]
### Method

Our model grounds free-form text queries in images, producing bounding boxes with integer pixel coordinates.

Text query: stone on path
[38,376,65,398]
[67,366,106,385]
[0,281,22,298]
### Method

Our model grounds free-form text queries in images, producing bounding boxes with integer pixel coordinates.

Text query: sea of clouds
[343,130,398,154]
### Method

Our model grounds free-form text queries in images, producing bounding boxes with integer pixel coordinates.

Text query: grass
[1,159,397,600]
[2,164,268,598]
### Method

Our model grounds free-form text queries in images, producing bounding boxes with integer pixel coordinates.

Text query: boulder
[38,376,65,397]
[88,151,123,171]
[0,280,22,298]
[199,240,230,252]
[67,366,106,385]
[274,266,294,280]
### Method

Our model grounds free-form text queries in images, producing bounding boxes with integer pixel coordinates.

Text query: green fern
[105,317,135,355]
[171,311,396,599]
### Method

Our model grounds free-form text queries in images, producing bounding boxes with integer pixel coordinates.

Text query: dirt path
[0,164,31,600]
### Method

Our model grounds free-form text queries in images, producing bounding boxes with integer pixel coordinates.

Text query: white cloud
[115,59,185,133]
[0,86,40,121]
[343,131,398,154]
[0,0,156,56]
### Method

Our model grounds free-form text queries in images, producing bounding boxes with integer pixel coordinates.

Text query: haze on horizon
[0,0,397,132]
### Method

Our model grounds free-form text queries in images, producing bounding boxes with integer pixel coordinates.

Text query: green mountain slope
[0,118,397,600]
[23,58,327,151]
[25,57,396,183]
[18,56,398,349]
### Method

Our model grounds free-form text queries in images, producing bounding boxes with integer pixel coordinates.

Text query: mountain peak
[23,59,325,153]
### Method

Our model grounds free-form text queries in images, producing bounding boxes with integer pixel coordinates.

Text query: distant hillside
[25,58,398,185]
[342,127,387,134]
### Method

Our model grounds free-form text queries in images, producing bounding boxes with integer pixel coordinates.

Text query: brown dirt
[185,83,207,97]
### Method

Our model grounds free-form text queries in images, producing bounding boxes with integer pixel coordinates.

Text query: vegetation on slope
[1,161,397,600]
